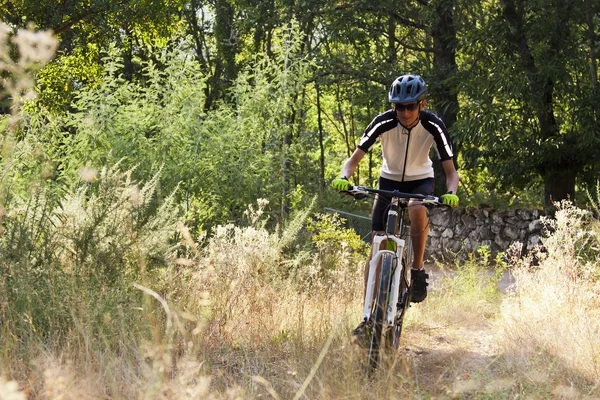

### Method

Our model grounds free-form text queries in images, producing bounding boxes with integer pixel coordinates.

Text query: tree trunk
[544,172,576,207]
[185,0,206,67]
[431,0,458,130]
[500,0,570,207]
[206,0,237,109]
[387,14,397,65]
[430,0,459,196]
[335,83,353,158]
[316,84,326,190]
[588,11,600,127]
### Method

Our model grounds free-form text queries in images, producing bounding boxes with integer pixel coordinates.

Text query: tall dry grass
[2,196,600,398]
[401,202,600,399]
[497,201,600,397]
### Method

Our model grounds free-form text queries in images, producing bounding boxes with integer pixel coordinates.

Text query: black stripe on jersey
[420,110,454,161]
[357,109,398,152]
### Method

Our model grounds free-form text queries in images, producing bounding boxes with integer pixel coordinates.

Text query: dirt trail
[404,322,505,396]
[399,268,516,396]
[427,264,516,292]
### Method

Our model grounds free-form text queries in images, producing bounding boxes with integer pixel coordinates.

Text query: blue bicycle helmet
[388,74,427,103]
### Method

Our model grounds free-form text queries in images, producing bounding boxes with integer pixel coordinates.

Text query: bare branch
[53,1,129,35]
[333,3,426,31]
[307,69,388,86]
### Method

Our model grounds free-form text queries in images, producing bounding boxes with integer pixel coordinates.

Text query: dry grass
[1,202,600,399]
[495,203,600,396]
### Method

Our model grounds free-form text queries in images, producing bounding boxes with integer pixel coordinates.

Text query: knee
[409,206,427,222]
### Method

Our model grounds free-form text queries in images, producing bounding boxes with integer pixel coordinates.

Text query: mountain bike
[340,185,447,373]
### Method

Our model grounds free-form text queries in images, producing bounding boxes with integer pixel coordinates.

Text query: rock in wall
[425,206,546,261]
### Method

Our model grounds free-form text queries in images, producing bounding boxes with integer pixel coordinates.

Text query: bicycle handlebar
[340,185,448,207]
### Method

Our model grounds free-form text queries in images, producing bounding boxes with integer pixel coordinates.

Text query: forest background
[1,0,600,398]
[3,0,600,225]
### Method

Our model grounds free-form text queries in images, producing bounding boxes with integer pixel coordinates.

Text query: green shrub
[0,165,180,353]
[301,212,368,290]
[12,27,316,232]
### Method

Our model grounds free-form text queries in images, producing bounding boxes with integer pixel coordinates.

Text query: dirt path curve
[404,323,506,397]
[399,267,516,397]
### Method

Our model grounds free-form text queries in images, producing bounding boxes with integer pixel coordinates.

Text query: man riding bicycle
[332,74,460,336]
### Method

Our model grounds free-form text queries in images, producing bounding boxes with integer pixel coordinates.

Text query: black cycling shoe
[410,268,429,303]
[351,320,370,347]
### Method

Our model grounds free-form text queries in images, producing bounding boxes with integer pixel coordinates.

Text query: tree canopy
[2,0,600,223]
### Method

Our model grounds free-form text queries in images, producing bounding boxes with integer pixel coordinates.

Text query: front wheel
[366,252,394,373]
[387,236,412,349]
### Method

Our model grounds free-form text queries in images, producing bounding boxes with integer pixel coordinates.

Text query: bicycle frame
[362,197,409,327]
[339,185,445,372]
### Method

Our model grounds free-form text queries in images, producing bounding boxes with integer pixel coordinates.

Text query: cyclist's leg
[362,185,389,296]
[406,178,435,303]
[408,204,428,269]
[408,206,430,303]
[405,177,435,268]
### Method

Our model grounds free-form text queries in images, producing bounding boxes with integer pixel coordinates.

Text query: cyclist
[332,74,459,335]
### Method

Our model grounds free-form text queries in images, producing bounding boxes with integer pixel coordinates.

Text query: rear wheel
[367,252,393,372]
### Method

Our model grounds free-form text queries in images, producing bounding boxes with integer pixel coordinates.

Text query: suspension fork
[362,235,406,325]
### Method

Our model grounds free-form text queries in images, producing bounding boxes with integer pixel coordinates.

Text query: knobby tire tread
[389,251,410,349]
[388,234,412,349]
[367,252,393,373]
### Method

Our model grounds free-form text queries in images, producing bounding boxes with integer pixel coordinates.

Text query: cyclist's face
[395,101,424,128]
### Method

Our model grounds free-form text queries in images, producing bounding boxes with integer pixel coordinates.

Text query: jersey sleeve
[421,111,454,161]
[357,109,397,152]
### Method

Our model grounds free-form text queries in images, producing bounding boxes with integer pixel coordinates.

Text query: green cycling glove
[332,177,350,191]
[440,192,459,207]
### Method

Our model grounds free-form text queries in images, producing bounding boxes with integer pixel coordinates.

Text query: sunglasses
[395,102,420,111]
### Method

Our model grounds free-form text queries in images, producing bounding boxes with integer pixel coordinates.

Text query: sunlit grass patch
[410,245,506,331]
[1,162,600,398]
[497,202,600,393]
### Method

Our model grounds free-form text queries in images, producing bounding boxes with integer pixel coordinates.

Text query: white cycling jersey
[357,109,454,182]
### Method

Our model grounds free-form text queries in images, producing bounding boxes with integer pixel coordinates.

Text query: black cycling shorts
[371,176,435,231]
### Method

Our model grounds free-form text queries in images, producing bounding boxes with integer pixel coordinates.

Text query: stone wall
[425,206,546,260]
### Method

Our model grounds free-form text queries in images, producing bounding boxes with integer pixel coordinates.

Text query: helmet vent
[388,74,427,103]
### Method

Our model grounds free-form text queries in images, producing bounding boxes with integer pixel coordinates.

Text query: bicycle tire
[387,235,412,349]
[367,252,394,372]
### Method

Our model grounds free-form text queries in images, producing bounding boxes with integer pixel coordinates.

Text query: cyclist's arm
[340,148,367,179]
[442,159,459,193]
